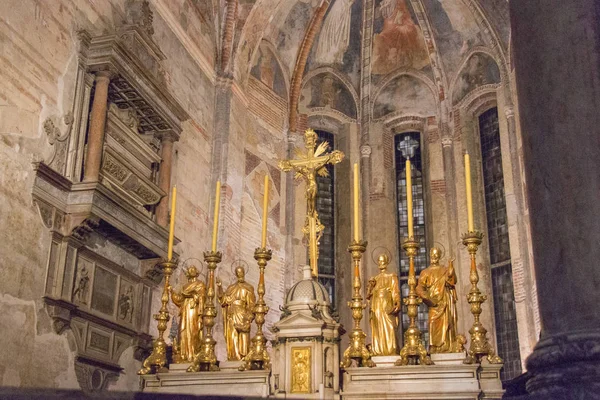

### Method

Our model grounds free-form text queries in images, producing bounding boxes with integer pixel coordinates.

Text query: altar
[138,129,504,399]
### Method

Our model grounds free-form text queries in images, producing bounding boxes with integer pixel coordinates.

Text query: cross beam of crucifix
[278,129,345,278]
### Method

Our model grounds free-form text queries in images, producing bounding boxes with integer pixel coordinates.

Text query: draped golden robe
[367,272,401,355]
[416,264,458,353]
[171,279,206,362]
[219,280,256,360]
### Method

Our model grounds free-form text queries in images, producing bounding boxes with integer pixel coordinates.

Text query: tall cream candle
[261,174,269,248]
[353,163,360,242]
[167,186,177,261]
[406,159,414,238]
[465,153,474,232]
[211,180,221,252]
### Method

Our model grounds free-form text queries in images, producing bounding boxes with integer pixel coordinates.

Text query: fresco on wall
[421,0,482,78]
[478,0,510,50]
[299,73,357,119]
[269,1,316,76]
[371,0,430,76]
[452,52,501,105]
[250,41,287,98]
[373,75,436,119]
[307,0,363,88]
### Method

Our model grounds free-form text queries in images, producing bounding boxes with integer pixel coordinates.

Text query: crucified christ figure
[279,129,345,277]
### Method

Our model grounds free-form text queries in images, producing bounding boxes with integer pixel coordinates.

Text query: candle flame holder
[138,260,178,375]
[462,230,503,365]
[188,250,222,372]
[395,237,433,366]
[340,240,376,368]
[240,247,272,371]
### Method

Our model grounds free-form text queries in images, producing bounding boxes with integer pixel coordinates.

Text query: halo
[180,258,206,279]
[371,246,393,265]
[432,242,446,260]
[230,259,250,276]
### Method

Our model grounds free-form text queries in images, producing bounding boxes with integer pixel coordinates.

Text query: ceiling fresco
[219,0,509,118]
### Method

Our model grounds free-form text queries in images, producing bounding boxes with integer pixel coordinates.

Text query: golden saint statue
[278,129,344,277]
[169,266,206,363]
[416,247,464,353]
[216,267,256,360]
[367,253,401,356]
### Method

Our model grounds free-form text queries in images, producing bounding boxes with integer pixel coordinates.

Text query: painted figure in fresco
[416,247,464,353]
[315,0,356,65]
[170,266,206,363]
[258,48,275,89]
[372,0,430,74]
[217,266,256,360]
[367,253,401,355]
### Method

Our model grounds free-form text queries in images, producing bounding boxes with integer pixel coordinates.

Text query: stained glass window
[395,132,429,345]
[479,107,522,381]
[315,130,336,306]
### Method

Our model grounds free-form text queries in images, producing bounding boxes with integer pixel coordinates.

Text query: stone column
[440,135,458,256]
[510,1,600,396]
[284,132,299,292]
[83,71,112,183]
[155,131,177,227]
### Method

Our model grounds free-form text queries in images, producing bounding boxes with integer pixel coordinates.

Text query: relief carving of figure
[367,253,401,355]
[217,267,256,361]
[170,266,206,363]
[72,264,90,304]
[118,285,134,322]
[416,247,464,353]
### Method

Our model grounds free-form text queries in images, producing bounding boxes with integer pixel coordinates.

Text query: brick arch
[288,0,331,133]
[248,39,291,100]
[449,48,503,105]
[301,67,359,120]
[372,68,438,108]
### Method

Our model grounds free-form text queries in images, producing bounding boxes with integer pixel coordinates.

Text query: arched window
[478,107,522,381]
[315,130,336,305]
[394,132,429,344]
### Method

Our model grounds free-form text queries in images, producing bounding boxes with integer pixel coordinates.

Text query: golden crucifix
[279,129,345,277]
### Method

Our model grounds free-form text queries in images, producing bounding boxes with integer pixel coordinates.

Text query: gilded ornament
[169,266,206,363]
[278,129,344,277]
[217,265,256,361]
[416,247,466,353]
[367,253,401,356]
[291,347,311,393]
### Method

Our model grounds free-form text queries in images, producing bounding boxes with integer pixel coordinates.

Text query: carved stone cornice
[82,27,190,141]
[32,162,178,259]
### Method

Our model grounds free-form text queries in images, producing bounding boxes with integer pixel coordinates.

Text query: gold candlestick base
[240,247,272,371]
[138,260,178,375]
[396,237,433,366]
[341,240,376,368]
[188,251,222,372]
[461,231,502,365]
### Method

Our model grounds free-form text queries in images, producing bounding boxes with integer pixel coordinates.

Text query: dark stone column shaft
[510,0,600,396]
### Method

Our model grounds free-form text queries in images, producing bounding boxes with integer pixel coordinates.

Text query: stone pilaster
[510,0,600,397]
[155,131,177,227]
[83,70,112,182]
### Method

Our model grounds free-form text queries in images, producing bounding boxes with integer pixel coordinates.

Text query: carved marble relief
[31,1,189,391]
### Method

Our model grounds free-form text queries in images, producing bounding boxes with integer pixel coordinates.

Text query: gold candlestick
[240,247,272,371]
[396,237,433,366]
[340,240,375,368]
[188,251,222,372]
[138,260,178,374]
[462,231,502,364]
